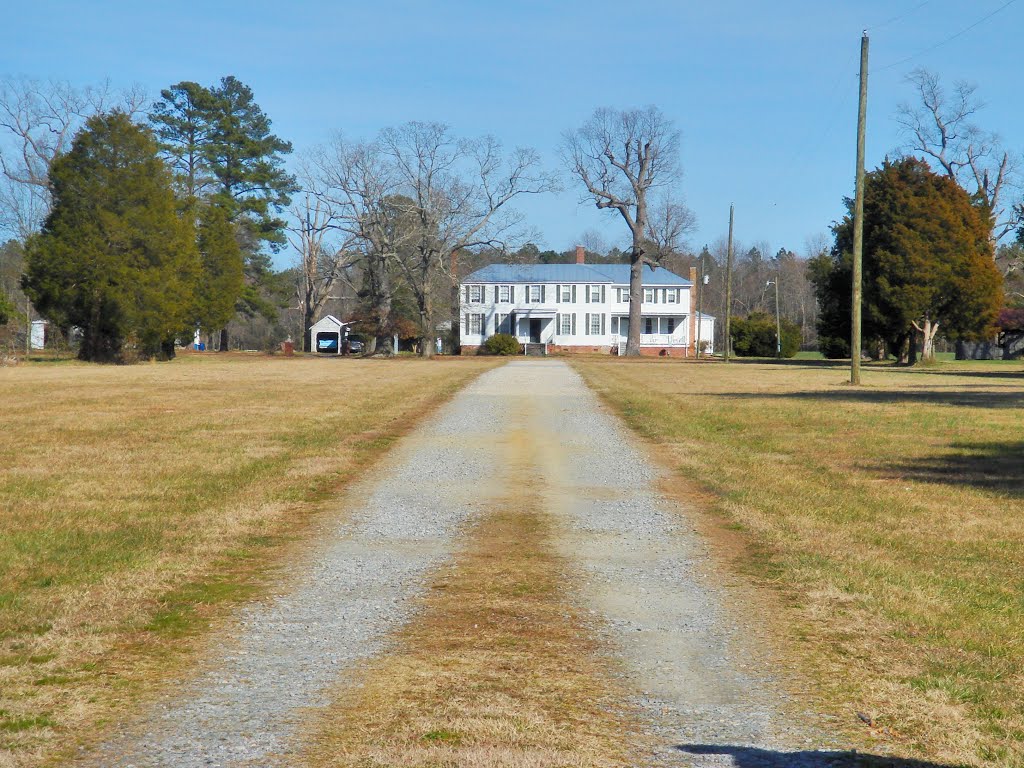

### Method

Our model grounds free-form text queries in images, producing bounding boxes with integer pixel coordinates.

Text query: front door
[529,319,542,343]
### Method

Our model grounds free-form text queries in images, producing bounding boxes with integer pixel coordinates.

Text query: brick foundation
[459,344,692,357]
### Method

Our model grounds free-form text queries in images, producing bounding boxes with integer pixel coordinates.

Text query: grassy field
[572,357,1024,768]
[0,353,500,767]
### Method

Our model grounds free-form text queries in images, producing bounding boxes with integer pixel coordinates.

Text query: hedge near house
[481,333,521,356]
[730,311,801,358]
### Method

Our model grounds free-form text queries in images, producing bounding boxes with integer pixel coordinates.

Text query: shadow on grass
[677,744,963,767]
[881,441,1024,496]
[717,387,1024,409]
[881,366,1024,381]
[724,357,851,368]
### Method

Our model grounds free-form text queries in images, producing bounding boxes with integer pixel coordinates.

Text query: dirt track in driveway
[82,359,848,767]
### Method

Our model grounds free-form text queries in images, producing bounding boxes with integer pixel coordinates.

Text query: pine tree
[22,112,198,362]
[150,76,296,350]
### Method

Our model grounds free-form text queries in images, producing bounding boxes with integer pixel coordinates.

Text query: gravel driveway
[85,369,503,767]
[520,360,848,766]
[86,359,844,767]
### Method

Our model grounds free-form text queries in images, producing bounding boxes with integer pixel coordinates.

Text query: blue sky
[2,0,1021,266]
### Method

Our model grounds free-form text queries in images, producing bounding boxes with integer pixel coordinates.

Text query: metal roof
[463,262,692,286]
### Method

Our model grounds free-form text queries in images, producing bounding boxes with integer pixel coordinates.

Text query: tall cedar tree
[195,204,243,335]
[819,157,1001,362]
[0,293,12,325]
[150,77,296,350]
[22,112,198,362]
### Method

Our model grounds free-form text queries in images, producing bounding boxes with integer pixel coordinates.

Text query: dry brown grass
[572,357,1024,767]
[0,352,500,767]
[303,429,632,768]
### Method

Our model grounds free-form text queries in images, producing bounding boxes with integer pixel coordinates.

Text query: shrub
[730,311,801,358]
[818,335,851,359]
[481,333,521,356]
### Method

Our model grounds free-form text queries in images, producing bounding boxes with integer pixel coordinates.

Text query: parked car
[347,338,364,354]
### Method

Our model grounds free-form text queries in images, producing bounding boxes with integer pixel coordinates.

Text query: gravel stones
[86,359,848,768]
[85,369,508,767]
[515,360,844,766]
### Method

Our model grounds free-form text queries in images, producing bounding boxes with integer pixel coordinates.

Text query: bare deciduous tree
[306,137,407,354]
[286,193,357,352]
[897,69,1021,245]
[381,122,556,357]
[563,106,685,355]
[0,76,147,239]
[646,197,697,263]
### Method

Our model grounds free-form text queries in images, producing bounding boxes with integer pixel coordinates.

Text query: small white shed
[30,320,47,350]
[309,315,350,354]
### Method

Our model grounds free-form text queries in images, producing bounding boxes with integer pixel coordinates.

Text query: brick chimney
[576,245,585,264]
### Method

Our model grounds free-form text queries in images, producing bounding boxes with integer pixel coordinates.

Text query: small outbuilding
[308,315,350,354]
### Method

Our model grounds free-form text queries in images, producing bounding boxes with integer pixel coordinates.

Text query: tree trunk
[625,247,643,356]
[915,317,939,363]
[219,328,229,352]
[418,281,433,359]
[302,298,314,353]
[371,254,392,350]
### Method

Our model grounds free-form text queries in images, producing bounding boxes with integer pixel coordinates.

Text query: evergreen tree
[205,76,297,247]
[22,112,198,362]
[150,81,218,202]
[150,76,297,350]
[817,158,1002,362]
[194,203,243,335]
[0,293,12,326]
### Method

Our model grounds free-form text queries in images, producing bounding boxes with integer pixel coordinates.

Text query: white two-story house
[459,249,715,356]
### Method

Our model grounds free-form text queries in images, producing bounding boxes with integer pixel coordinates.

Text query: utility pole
[774,277,781,358]
[723,204,735,363]
[851,31,869,385]
[696,250,705,359]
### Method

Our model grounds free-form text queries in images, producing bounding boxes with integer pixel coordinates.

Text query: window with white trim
[496,313,509,333]
[468,285,483,303]
[466,313,484,335]
[644,317,655,334]
[560,285,572,302]
[666,289,677,304]
[498,285,511,302]
[589,285,601,302]
[589,313,602,335]
[662,317,676,334]
[529,285,542,303]
[643,288,654,303]
[560,314,573,335]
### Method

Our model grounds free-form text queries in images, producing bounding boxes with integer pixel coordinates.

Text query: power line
[866,0,934,32]
[873,0,1018,73]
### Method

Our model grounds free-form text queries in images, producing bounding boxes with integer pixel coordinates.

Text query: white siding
[459,280,694,349]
